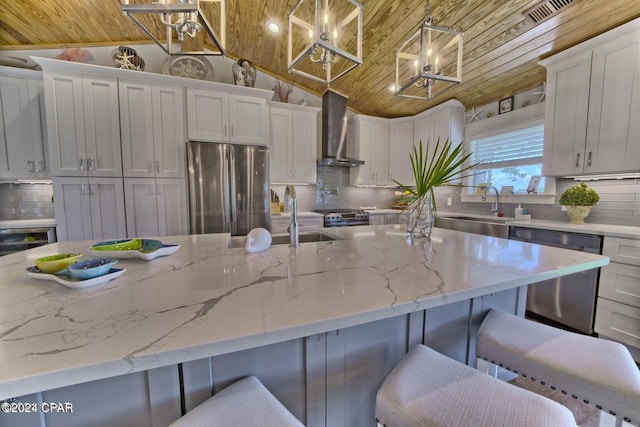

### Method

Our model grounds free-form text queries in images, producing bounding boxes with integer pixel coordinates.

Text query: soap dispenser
[515,204,524,218]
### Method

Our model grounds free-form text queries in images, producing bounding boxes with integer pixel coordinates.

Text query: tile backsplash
[0,183,55,220]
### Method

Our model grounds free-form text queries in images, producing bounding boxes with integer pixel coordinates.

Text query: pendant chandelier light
[287,0,363,85]
[120,0,225,56]
[394,0,463,100]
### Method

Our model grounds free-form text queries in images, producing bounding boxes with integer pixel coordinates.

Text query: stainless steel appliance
[509,226,602,334]
[317,89,364,167]
[313,209,370,227]
[187,142,269,236]
[0,227,56,256]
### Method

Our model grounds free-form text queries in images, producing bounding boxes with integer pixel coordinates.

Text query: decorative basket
[112,46,145,71]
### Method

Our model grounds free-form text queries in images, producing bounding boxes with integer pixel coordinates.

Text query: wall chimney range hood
[318,89,364,167]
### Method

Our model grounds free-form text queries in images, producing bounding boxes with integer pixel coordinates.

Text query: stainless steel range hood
[318,89,364,167]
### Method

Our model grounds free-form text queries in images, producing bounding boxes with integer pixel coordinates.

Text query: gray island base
[0,225,608,427]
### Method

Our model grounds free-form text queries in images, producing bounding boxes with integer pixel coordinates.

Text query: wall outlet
[447,197,453,206]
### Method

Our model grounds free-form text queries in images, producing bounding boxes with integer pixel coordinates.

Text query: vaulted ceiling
[1,0,639,118]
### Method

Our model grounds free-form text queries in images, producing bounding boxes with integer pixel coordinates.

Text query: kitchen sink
[434,216,510,238]
[228,231,342,248]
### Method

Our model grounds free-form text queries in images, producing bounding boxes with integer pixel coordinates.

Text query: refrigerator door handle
[229,146,238,235]
[222,147,232,233]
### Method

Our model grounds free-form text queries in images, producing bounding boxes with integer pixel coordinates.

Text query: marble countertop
[271,211,324,218]
[0,225,608,399]
[0,219,56,229]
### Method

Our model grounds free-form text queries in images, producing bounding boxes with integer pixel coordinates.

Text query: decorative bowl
[69,258,118,280]
[91,238,143,252]
[34,254,83,273]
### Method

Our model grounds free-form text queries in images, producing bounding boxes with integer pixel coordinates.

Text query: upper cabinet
[186,88,269,145]
[0,68,49,179]
[542,20,640,176]
[270,104,319,184]
[349,115,390,186]
[389,100,465,187]
[119,81,186,178]
[43,71,122,177]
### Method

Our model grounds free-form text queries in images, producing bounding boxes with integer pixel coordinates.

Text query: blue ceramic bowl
[69,258,118,280]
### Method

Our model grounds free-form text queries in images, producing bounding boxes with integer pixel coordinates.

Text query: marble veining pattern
[0,225,608,399]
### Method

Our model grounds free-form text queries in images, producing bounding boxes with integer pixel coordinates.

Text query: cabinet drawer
[270,218,289,233]
[599,263,640,307]
[602,237,640,266]
[298,217,323,232]
[595,298,640,349]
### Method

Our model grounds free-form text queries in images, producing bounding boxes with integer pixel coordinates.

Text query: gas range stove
[312,209,370,227]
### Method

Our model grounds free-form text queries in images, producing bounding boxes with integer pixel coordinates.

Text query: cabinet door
[229,94,268,145]
[0,75,31,178]
[153,85,186,178]
[369,215,385,226]
[89,177,127,240]
[350,119,375,185]
[28,79,49,178]
[120,81,155,177]
[124,178,160,238]
[52,177,93,242]
[44,73,87,176]
[291,110,317,184]
[585,31,640,173]
[389,121,415,186]
[156,178,189,236]
[372,122,390,185]
[186,89,229,142]
[270,217,290,233]
[270,108,292,182]
[82,76,122,177]
[542,51,592,176]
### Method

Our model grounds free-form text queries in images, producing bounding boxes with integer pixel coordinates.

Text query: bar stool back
[477,309,640,426]
[376,344,577,427]
[169,375,304,427]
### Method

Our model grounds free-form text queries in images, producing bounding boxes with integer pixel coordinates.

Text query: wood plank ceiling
[1,0,639,118]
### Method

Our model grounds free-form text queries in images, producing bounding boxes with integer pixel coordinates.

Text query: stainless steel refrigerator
[187,142,270,236]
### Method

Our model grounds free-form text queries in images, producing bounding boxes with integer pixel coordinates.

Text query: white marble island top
[0,225,608,400]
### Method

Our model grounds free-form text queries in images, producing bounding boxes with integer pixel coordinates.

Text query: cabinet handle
[587,151,592,167]
[155,161,160,172]
[157,183,162,195]
[90,183,97,195]
[27,160,34,173]
[88,158,94,172]
[81,182,87,196]
[79,158,85,172]
[575,153,581,168]
[224,126,228,137]
[147,160,153,173]
[35,160,43,173]
[149,184,154,195]
[231,127,234,138]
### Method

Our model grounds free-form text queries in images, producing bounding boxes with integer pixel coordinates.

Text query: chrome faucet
[285,185,299,247]
[482,186,501,216]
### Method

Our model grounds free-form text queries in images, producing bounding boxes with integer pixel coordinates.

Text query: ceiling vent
[523,0,576,25]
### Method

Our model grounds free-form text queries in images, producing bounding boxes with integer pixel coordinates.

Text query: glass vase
[406,193,434,238]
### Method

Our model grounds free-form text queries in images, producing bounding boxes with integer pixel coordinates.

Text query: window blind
[471,124,544,167]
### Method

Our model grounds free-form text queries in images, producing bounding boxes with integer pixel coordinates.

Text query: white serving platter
[90,240,181,260]
[26,267,126,289]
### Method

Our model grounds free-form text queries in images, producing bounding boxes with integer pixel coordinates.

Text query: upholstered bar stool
[376,344,577,427]
[169,375,304,427]
[477,309,640,426]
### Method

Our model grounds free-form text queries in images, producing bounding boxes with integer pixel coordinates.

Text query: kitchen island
[0,225,608,427]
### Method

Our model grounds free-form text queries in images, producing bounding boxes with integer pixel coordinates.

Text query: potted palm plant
[393,139,478,237]
[559,182,600,224]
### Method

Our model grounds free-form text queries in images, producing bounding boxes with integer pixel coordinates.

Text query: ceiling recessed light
[267,20,281,34]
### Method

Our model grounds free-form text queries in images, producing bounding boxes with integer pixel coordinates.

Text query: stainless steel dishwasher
[509,226,602,334]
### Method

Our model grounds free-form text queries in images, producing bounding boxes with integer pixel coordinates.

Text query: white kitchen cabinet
[349,115,390,186]
[369,212,403,226]
[119,81,186,178]
[595,236,640,360]
[124,178,189,238]
[271,216,323,233]
[0,70,49,179]
[52,177,127,242]
[270,104,319,184]
[186,89,269,145]
[542,22,640,176]
[389,120,415,186]
[44,72,122,177]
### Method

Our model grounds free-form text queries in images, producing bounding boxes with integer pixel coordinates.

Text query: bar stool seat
[477,309,640,425]
[376,344,577,427]
[169,376,304,427]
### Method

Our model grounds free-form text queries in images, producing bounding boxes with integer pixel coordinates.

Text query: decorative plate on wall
[161,56,215,80]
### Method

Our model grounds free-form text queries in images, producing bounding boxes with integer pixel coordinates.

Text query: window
[468,123,545,194]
